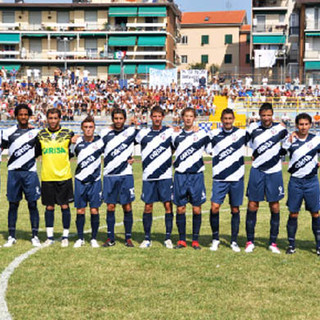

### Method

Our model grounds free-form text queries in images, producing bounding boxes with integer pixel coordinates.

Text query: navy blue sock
[62,207,71,229]
[28,201,39,237]
[192,214,202,241]
[287,216,297,248]
[76,214,85,240]
[91,214,99,240]
[312,216,320,249]
[176,213,186,241]
[45,209,54,240]
[165,212,173,240]
[124,210,133,240]
[231,211,240,243]
[8,202,19,238]
[270,212,280,244]
[210,210,219,240]
[143,213,152,241]
[246,209,257,243]
[107,211,115,241]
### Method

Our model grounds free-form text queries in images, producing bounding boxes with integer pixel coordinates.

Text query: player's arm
[35,135,42,158]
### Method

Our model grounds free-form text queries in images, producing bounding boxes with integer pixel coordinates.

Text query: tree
[188,62,206,70]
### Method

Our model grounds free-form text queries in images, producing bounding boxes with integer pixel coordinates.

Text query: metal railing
[253,0,288,8]
[252,24,287,33]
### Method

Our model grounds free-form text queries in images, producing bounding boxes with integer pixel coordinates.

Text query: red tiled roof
[181,10,246,25]
[241,24,251,31]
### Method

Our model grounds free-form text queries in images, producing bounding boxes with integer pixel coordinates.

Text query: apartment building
[296,0,320,84]
[251,0,299,83]
[177,10,248,76]
[0,0,181,79]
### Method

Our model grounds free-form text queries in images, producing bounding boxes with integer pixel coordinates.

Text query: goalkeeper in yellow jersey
[36,108,77,247]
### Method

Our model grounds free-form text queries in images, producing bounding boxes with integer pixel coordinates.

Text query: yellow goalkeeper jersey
[37,127,73,181]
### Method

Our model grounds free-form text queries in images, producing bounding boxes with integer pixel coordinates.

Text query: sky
[175,0,251,22]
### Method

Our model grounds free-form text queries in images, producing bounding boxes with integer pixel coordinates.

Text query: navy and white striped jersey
[247,122,288,174]
[73,136,104,183]
[101,126,138,176]
[172,129,210,174]
[135,126,173,181]
[283,134,320,178]
[2,125,39,172]
[207,127,246,181]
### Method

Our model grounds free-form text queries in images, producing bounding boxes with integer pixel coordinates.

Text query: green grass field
[1,159,320,320]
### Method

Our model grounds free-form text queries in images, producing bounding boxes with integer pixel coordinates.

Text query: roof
[181,10,246,25]
[240,24,251,32]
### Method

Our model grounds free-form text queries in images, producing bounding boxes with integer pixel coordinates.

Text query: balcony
[253,0,288,8]
[305,51,320,60]
[0,23,20,31]
[252,24,287,33]
[126,23,166,31]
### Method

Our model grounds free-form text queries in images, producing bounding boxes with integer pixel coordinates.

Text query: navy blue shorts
[74,179,102,209]
[141,179,173,204]
[103,175,135,205]
[287,176,320,213]
[173,172,206,207]
[7,170,41,202]
[246,167,284,202]
[211,179,244,207]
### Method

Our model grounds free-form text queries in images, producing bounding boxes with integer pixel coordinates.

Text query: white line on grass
[0,204,278,319]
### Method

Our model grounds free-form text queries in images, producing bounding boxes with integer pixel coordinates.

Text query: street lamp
[57,37,72,72]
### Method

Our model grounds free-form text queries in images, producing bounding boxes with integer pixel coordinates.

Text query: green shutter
[0,34,20,44]
[305,61,320,70]
[201,55,208,64]
[137,64,166,73]
[0,64,20,72]
[108,36,136,46]
[246,54,250,64]
[224,54,232,64]
[252,35,286,44]
[246,34,250,43]
[306,33,320,36]
[108,64,137,74]
[201,35,209,45]
[137,36,166,47]
[22,34,47,37]
[138,7,166,17]
[225,34,233,44]
[108,65,121,74]
[109,7,138,17]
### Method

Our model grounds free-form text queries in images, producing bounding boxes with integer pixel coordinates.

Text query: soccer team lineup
[2,102,320,256]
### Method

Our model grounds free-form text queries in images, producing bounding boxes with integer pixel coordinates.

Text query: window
[86,66,97,77]
[201,35,209,45]
[57,11,70,24]
[201,54,208,64]
[246,54,250,64]
[181,35,188,45]
[181,55,188,63]
[224,54,232,64]
[225,34,233,44]
[246,34,250,44]
[279,14,285,23]
[85,11,97,23]
[29,11,42,26]
[2,11,15,23]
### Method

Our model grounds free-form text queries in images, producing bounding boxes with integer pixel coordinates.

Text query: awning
[22,34,47,37]
[305,61,320,70]
[138,7,166,17]
[137,36,166,47]
[109,7,138,17]
[0,64,20,72]
[109,36,136,46]
[108,64,137,74]
[253,35,286,44]
[137,64,166,74]
[51,34,76,38]
[306,33,320,37]
[0,34,20,44]
[80,33,107,37]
